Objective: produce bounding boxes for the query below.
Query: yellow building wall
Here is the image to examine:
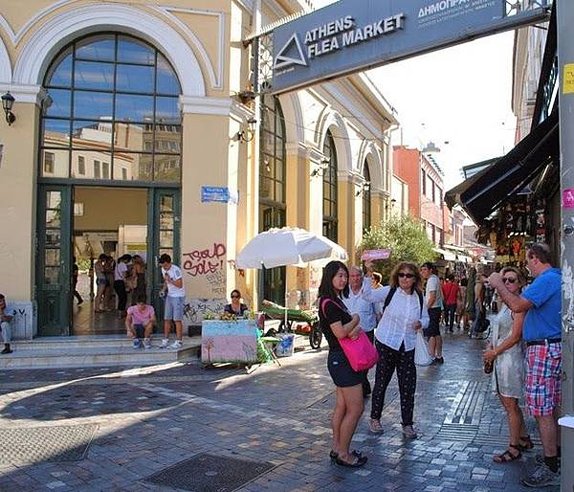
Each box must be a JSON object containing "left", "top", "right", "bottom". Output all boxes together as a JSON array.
[{"left": 0, "top": 102, "right": 38, "bottom": 300}]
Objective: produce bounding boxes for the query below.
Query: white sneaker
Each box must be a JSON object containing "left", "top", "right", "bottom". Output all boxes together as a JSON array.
[
  {"left": 160, "top": 338, "right": 170, "bottom": 349},
  {"left": 143, "top": 338, "right": 152, "bottom": 349},
  {"left": 170, "top": 340, "right": 183, "bottom": 350}
]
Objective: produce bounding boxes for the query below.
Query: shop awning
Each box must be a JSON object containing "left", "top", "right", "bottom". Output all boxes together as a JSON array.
[
  {"left": 434, "top": 248, "right": 457, "bottom": 261},
  {"left": 445, "top": 110, "right": 559, "bottom": 223}
]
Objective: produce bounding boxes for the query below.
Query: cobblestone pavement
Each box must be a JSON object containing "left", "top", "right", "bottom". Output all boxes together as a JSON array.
[{"left": 0, "top": 330, "right": 561, "bottom": 491}]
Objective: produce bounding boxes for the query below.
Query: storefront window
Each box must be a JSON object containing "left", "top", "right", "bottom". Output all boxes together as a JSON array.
[
  {"left": 40, "top": 33, "right": 182, "bottom": 183},
  {"left": 323, "top": 130, "right": 338, "bottom": 242}
]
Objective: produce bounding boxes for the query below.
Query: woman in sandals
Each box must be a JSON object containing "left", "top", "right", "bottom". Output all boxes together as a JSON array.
[
  {"left": 318, "top": 260, "right": 367, "bottom": 468},
  {"left": 483, "top": 266, "right": 532, "bottom": 463}
]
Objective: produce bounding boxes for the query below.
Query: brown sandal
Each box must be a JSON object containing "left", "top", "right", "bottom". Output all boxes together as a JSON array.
[
  {"left": 518, "top": 435, "right": 534, "bottom": 451},
  {"left": 493, "top": 444, "right": 522, "bottom": 463}
]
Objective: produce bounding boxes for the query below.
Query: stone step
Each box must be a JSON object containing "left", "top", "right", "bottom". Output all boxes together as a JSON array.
[{"left": 0, "top": 337, "right": 202, "bottom": 370}]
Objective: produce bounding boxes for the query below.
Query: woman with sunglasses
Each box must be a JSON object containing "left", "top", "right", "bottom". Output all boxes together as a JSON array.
[
  {"left": 362, "top": 261, "right": 429, "bottom": 439},
  {"left": 483, "top": 267, "right": 532, "bottom": 463},
  {"left": 318, "top": 261, "right": 367, "bottom": 468},
  {"left": 223, "top": 290, "right": 249, "bottom": 317}
]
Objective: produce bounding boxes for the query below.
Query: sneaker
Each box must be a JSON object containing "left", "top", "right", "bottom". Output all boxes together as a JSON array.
[
  {"left": 159, "top": 338, "right": 170, "bottom": 349},
  {"left": 522, "top": 462, "right": 560, "bottom": 488},
  {"left": 132, "top": 339, "right": 141, "bottom": 349},
  {"left": 170, "top": 340, "right": 183, "bottom": 350},
  {"left": 1, "top": 347, "right": 13, "bottom": 354},
  {"left": 143, "top": 338, "right": 152, "bottom": 349},
  {"left": 402, "top": 425, "right": 418, "bottom": 439},
  {"left": 435, "top": 357, "right": 444, "bottom": 364},
  {"left": 368, "top": 419, "right": 384, "bottom": 434}
]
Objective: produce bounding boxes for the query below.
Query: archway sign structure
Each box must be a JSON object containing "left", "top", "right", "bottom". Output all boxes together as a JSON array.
[{"left": 245, "top": 0, "right": 551, "bottom": 95}]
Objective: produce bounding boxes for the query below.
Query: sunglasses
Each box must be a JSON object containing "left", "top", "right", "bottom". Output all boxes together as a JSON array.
[
  {"left": 398, "top": 272, "right": 415, "bottom": 279},
  {"left": 231, "top": 295, "right": 240, "bottom": 298},
  {"left": 502, "top": 277, "right": 517, "bottom": 284}
]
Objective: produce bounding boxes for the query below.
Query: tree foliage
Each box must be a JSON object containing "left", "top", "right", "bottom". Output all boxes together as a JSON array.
[{"left": 359, "top": 215, "right": 437, "bottom": 283}]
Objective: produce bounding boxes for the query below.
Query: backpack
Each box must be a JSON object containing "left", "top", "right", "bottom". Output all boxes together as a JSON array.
[{"left": 382, "top": 287, "right": 424, "bottom": 316}]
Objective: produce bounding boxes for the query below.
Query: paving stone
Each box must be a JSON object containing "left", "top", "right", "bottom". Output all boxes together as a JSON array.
[{"left": 0, "top": 331, "right": 560, "bottom": 492}]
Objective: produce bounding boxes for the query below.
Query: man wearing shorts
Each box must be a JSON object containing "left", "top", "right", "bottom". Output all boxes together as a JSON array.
[
  {"left": 420, "top": 262, "right": 443, "bottom": 364},
  {"left": 159, "top": 253, "right": 186, "bottom": 349},
  {"left": 489, "top": 243, "right": 561, "bottom": 488}
]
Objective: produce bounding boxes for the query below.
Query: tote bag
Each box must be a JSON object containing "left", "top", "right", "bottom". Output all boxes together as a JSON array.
[
  {"left": 414, "top": 330, "right": 433, "bottom": 366},
  {"left": 339, "top": 331, "right": 379, "bottom": 372},
  {"left": 321, "top": 298, "right": 378, "bottom": 372}
]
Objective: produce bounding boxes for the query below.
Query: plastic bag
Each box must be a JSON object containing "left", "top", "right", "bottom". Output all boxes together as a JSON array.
[{"left": 414, "top": 330, "right": 433, "bottom": 366}]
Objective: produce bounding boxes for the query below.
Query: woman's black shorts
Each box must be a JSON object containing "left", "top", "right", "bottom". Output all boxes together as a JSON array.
[{"left": 327, "top": 350, "right": 363, "bottom": 387}]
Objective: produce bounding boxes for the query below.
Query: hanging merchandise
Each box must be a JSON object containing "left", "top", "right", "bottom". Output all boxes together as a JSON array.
[{"left": 535, "top": 198, "right": 546, "bottom": 243}]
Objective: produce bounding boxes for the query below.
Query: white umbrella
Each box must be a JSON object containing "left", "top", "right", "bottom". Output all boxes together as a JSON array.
[
  {"left": 236, "top": 227, "right": 347, "bottom": 269},
  {"left": 236, "top": 227, "right": 348, "bottom": 331}
]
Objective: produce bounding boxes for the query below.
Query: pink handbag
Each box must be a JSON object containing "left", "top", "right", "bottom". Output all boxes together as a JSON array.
[
  {"left": 339, "top": 330, "right": 379, "bottom": 372},
  {"left": 321, "top": 298, "right": 379, "bottom": 372}
]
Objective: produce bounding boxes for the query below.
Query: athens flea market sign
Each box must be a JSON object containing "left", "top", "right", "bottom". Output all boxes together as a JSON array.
[{"left": 272, "top": 0, "right": 543, "bottom": 94}]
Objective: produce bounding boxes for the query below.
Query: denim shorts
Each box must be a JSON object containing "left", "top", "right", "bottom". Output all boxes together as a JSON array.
[
  {"left": 424, "top": 307, "right": 441, "bottom": 337},
  {"left": 327, "top": 350, "right": 363, "bottom": 388},
  {"left": 164, "top": 296, "right": 185, "bottom": 321}
]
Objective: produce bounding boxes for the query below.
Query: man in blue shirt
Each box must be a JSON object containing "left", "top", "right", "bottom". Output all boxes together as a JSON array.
[{"left": 488, "top": 243, "right": 561, "bottom": 488}]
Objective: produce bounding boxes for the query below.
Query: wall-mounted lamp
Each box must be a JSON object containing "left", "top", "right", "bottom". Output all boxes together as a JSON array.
[
  {"left": 236, "top": 90, "right": 257, "bottom": 105},
  {"left": 310, "top": 158, "right": 329, "bottom": 177},
  {"left": 236, "top": 117, "right": 257, "bottom": 143},
  {"left": 355, "top": 181, "right": 371, "bottom": 197},
  {"left": 1, "top": 92, "right": 15, "bottom": 126},
  {"left": 385, "top": 198, "right": 397, "bottom": 211}
]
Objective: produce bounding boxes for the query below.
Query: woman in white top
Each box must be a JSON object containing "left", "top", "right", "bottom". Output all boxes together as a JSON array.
[
  {"left": 362, "top": 261, "right": 429, "bottom": 439},
  {"left": 483, "top": 266, "right": 532, "bottom": 463}
]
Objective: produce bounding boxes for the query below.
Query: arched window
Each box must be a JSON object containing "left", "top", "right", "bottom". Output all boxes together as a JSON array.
[
  {"left": 362, "top": 161, "right": 371, "bottom": 231},
  {"left": 322, "top": 130, "right": 338, "bottom": 242},
  {"left": 259, "top": 94, "right": 286, "bottom": 230},
  {"left": 40, "top": 33, "right": 182, "bottom": 183},
  {"left": 259, "top": 94, "right": 286, "bottom": 304}
]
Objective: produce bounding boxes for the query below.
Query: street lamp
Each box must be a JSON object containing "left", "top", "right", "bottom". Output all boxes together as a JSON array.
[{"left": 1, "top": 92, "right": 15, "bottom": 126}]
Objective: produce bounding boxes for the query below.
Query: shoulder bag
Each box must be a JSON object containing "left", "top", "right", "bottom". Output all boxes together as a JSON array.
[{"left": 321, "top": 298, "right": 378, "bottom": 372}]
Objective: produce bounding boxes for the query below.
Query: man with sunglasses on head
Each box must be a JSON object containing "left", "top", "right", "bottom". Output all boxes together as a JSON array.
[
  {"left": 420, "top": 262, "right": 444, "bottom": 364},
  {"left": 488, "top": 243, "right": 561, "bottom": 488}
]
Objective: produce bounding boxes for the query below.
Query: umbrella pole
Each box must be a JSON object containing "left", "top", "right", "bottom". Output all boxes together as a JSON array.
[{"left": 284, "top": 290, "right": 288, "bottom": 333}]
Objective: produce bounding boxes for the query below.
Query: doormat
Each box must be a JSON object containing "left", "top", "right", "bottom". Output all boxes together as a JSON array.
[
  {"left": 146, "top": 453, "right": 276, "bottom": 492},
  {"left": 0, "top": 424, "right": 98, "bottom": 464}
]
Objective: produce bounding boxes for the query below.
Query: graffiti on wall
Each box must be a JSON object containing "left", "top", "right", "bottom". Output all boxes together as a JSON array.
[
  {"left": 183, "top": 242, "right": 227, "bottom": 295},
  {"left": 183, "top": 243, "right": 226, "bottom": 277},
  {"left": 184, "top": 298, "right": 227, "bottom": 325}
]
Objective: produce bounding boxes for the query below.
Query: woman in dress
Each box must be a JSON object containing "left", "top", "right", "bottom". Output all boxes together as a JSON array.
[
  {"left": 483, "top": 266, "right": 532, "bottom": 462},
  {"left": 318, "top": 260, "right": 367, "bottom": 468},
  {"left": 362, "top": 261, "right": 429, "bottom": 439},
  {"left": 223, "top": 290, "right": 249, "bottom": 317}
]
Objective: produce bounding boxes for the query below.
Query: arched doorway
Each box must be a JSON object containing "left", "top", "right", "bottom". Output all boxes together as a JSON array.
[{"left": 36, "top": 33, "right": 182, "bottom": 336}]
